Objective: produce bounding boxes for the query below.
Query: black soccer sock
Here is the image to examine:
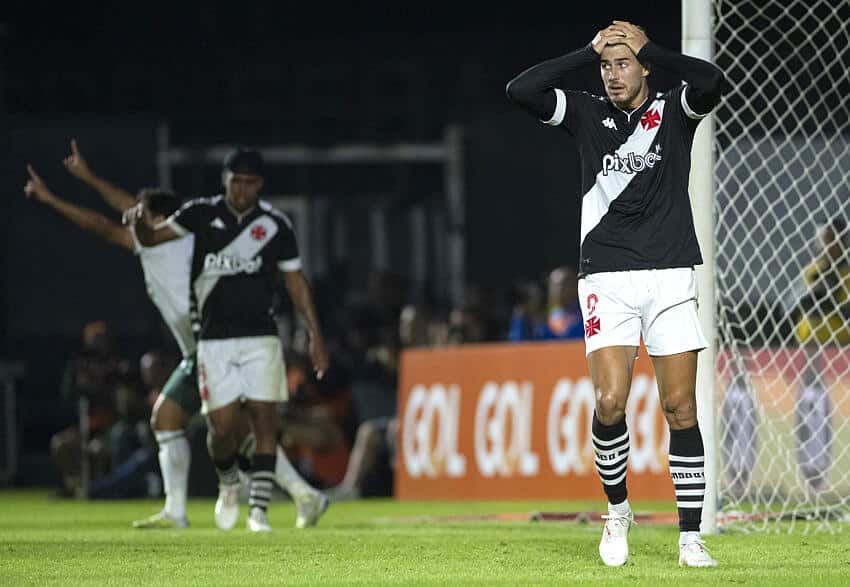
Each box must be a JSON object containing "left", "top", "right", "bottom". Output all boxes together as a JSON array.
[
  {"left": 236, "top": 433, "right": 256, "bottom": 473},
  {"left": 669, "top": 425, "right": 706, "bottom": 533},
  {"left": 249, "top": 453, "right": 276, "bottom": 513},
  {"left": 592, "top": 412, "right": 630, "bottom": 506},
  {"left": 214, "top": 456, "right": 239, "bottom": 486}
]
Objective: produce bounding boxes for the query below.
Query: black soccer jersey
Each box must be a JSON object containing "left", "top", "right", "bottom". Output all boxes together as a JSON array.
[
  {"left": 167, "top": 195, "right": 301, "bottom": 340},
  {"left": 506, "top": 41, "right": 727, "bottom": 277},
  {"left": 549, "top": 85, "right": 704, "bottom": 276}
]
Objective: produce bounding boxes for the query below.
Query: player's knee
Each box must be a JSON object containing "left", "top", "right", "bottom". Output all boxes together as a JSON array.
[
  {"left": 207, "top": 423, "right": 237, "bottom": 456},
  {"left": 151, "top": 401, "right": 186, "bottom": 432},
  {"left": 661, "top": 390, "right": 697, "bottom": 428},
  {"left": 595, "top": 389, "right": 627, "bottom": 424},
  {"left": 208, "top": 411, "right": 238, "bottom": 439},
  {"left": 149, "top": 411, "right": 160, "bottom": 432}
]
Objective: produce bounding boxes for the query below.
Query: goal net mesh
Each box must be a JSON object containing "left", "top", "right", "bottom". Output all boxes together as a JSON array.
[{"left": 713, "top": 0, "right": 850, "bottom": 532}]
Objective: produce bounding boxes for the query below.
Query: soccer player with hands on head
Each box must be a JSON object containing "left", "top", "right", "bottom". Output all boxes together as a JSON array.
[{"left": 507, "top": 20, "right": 727, "bottom": 567}]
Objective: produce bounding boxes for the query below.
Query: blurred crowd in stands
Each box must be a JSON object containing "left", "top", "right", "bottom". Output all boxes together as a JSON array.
[
  {"left": 46, "top": 214, "right": 850, "bottom": 501},
  {"left": 48, "top": 264, "right": 585, "bottom": 501}
]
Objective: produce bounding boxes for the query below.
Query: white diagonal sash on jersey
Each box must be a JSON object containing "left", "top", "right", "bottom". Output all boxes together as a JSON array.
[
  {"left": 194, "top": 216, "right": 279, "bottom": 312},
  {"left": 580, "top": 98, "right": 666, "bottom": 245}
]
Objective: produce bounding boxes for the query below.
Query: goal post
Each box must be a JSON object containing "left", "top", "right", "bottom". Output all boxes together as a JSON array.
[{"left": 683, "top": 0, "right": 719, "bottom": 535}]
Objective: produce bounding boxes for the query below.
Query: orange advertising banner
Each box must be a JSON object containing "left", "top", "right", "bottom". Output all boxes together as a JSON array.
[{"left": 395, "top": 341, "right": 675, "bottom": 501}]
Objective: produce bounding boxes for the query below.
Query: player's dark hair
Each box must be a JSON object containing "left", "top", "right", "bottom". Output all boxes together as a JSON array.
[
  {"left": 138, "top": 187, "right": 183, "bottom": 217},
  {"left": 603, "top": 23, "right": 652, "bottom": 70},
  {"left": 223, "top": 146, "right": 265, "bottom": 177}
]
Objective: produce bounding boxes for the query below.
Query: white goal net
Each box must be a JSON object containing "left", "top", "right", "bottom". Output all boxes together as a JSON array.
[{"left": 714, "top": 0, "right": 850, "bottom": 531}]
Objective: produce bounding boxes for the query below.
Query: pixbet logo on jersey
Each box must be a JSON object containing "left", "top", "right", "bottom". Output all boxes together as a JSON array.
[
  {"left": 601, "top": 150, "right": 662, "bottom": 176},
  {"left": 203, "top": 253, "right": 263, "bottom": 276}
]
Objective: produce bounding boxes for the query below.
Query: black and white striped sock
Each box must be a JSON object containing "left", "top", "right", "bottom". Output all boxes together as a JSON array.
[
  {"left": 669, "top": 425, "right": 705, "bottom": 533},
  {"left": 592, "top": 413, "right": 630, "bottom": 506},
  {"left": 249, "top": 453, "right": 276, "bottom": 513}
]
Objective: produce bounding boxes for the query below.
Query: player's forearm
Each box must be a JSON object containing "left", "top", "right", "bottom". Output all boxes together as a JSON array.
[
  {"left": 637, "top": 41, "right": 728, "bottom": 112},
  {"left": 506, "top": 45, "right": 598, "bottom": 119},
  {"left": 83, "top": 173, "right": 137, "bottom": 213},
  {"left": 45, "top": 194, "right": 120, "bottom": 241},
  {"left": 284, "top": 273, "right": 325, "bottom": 343}
]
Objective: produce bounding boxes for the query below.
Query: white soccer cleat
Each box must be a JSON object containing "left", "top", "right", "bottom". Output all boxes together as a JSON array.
[
  {"left": 598, "top": 510, "right": 634, "bottom": 566},
  {"left": 247, "top": 508, "right": 273, "bottom": 532},
  {"left": 678, "top": 535, "right": 718, "bottom": 567},
  {"left": 132, "top": 510, "right": 188, "bottom": 529},
  {"left": 214, "top": 483, "right": 240, "bottom": 530},
  {"left": 295, "top": 491, "right": 330, "bottom": 529}
]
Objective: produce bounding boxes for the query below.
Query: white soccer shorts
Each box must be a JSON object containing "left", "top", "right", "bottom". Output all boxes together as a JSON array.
[
  {"left": 577, "top": 267, "right": 708, "bottom": 357},
  {"left": 196, "top": 335, "right": 288, "bottom": 414}
]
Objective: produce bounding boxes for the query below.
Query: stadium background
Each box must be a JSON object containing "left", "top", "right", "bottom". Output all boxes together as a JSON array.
[{"left": 3, "top": 2, "right": 683, "bottom": 487}]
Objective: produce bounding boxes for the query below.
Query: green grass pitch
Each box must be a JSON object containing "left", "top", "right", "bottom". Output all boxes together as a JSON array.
[{"left": 2, "top": 490, "right": 849, "bottom": 585}]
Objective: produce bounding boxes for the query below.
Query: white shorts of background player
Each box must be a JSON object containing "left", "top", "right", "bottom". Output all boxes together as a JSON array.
[{"left": 197, "top": 336, "right": 288, "bottom": 413}]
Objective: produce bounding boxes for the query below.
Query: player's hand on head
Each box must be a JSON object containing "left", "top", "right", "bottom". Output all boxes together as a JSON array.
[
  {"left": 123, "top": 193, "right": 157, "bottom": 227},
  {"left": 62, "top": 139, "right": 93, "bottom": 180},
  {"left": 23, "top": 164, "right": 52, "bottom": 202},
  {"left": 122, "top": 201, "right": 144, "bottom": 226},
  {"left": 610, "top": 21, "right": 649, "bottom": 55},
  {"left": 591, "top": 25, "right": 627, "bottom": 54}
]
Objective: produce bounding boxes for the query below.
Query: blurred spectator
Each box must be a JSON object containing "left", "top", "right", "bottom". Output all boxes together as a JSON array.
[
  {"left": 535, "top": 265, "right": 584, "bottom": 340},
  {"left": 49, "top": 320, "right": 132, "bottom": 497},
  {"left": 794, "top": 217, "right": 850, "bottom": 346},
  {"left": 88, "top": 350, "right": 166, "bottom": 499},
  {"left": 795, "top": 359, "right": 833, "bottom": 494},
  {"left": 508, "top": 279, "right": 546, "bottom": 341},
  {"left": 448, "top": 304, "right": 488, "bottom": 344},
  {"left": 720, "top": 369, "right": 757, "bottom": 498},
  {"left": 463, "top": 282, "right": 508, "bottom": 342},
  {"left": 399, "top": 304, "right": 431, "bottom": 348},
  {"left": 328, "top": 304, "right": 432, "bottom": 500},
  {"left": 279, "top": 354, "right": 355, "bottom": 489},
  {"left": 427, "top": 312, "right": 452, "bottom": 347}
]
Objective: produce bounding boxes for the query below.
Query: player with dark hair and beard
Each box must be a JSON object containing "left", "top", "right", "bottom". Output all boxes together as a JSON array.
[{"left": 507, "top": 21, "right": 727, "bottom": 567}]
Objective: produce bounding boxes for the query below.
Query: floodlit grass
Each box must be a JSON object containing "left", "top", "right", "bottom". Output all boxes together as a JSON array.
[{"left": 1, "top": 490, "right": 849, "bottom": 585}]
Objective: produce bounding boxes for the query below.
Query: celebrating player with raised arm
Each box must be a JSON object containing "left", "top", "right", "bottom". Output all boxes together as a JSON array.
[
  {"left": 24, "top": 160, "right": 200, "bottom": 527},
  {"left": 129, "top": 147, "right": 330, "bottom": 532},
  {"left": 507, "top": 21, "right": 727, "bottom": 567},
  {"left": 26, "top": 143, "right": 329, "bottom": 531}
]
